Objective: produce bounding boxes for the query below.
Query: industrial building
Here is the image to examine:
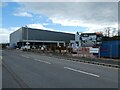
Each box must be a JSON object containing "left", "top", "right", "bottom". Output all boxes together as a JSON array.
[{"left": 10, "top": 27, "right": 75, "bottom": 48}]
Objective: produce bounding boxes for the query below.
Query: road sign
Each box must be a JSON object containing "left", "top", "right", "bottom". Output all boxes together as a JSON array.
[{"left": 90, "top": 48, "right": 99, "bottom": 53}]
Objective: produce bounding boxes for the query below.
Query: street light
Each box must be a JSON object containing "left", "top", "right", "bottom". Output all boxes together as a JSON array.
[{"left": 25, "top": 25, "right": 29, "bottom": 52}]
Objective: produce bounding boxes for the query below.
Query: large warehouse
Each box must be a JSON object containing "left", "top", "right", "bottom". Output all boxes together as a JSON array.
[{"left": 10, "top": 27, "right": 75, "bottom": 48}]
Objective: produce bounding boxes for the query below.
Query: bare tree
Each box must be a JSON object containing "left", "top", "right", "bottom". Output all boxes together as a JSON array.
[
  {"left": 104, "top": 27, "right": 117, "bottom": 37},
  {"left": 105, "top": 27, "right": 110, "bottom": 37}
]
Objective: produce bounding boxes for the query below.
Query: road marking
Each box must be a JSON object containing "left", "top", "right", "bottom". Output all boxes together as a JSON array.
[
  {"left": 34, "top": 59, "right": 51, "bottom": 64},
  {"left": 22, "top": 54, "right": 118, "bottom": 69},
  {"left": 64, "top": 67, "right": 100, "bottom": 77},
  {"left": 21, "top": 55, "right": 51, "bottom": 64}
]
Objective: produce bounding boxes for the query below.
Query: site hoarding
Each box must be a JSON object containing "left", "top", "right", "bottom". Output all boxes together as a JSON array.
[
  {"left": 81, "top": 33, "right": 102, "bottom": 47},
  {"left": 81, "top": 33, "right": 96, "bottom": 47}
]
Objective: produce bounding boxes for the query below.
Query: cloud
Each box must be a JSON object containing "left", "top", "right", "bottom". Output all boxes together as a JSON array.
[
  {"left": 0, "top": 27, "right": 20, "bottom": 43},
  {"left": 21, "top": 2, "right": 117, "bottom": 22},
  {"left": 50, "top": 17, "right": 118, "bottom": 33},
  {"left": 1, "top": 2, "right": 118, "bottom": 43},
  {"left": 27, "top": 23, "right": 75, "bottom": 33},
  {"left": 13, "top": 11, "right": 32, "bottom": 17},
  {"left": 13, "top": 6, "right": 33, "bottom": 17},
  {"left": 42, "top": 23, "right": 49, "bottom": 26},
  {"left": 27, "top": 23, "right": 55, "bottom": 31},
  {"left": 3, "top": 0, "right": 120, "bottom": 2},
  {"left": 16, "top": 2, "right": 118, "bottom": 32}
]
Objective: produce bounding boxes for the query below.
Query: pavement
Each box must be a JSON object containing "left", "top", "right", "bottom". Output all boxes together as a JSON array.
[
  {"left": 30, "top": 50, "right": 119, "bottom": 68},
  {"left": 2, "top": 49, "right": 119, "bottom": 88}
]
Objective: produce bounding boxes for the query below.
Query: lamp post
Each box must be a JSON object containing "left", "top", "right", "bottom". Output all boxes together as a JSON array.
[{"left": 25, "top": 25, "right": 29, "bottom": 52}]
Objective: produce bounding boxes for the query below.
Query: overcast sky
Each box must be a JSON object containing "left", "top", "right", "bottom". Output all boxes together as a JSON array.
[{"left": 0, "top": 0, "right": 119, "bottom": 43}]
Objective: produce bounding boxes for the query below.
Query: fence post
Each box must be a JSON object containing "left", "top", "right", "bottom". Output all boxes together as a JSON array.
[
  {"left": 110, "top": 44, "right": 112, "bottom": 59},
  {"left": 99, "top": 46, "right": 100, "bottom": 59}
]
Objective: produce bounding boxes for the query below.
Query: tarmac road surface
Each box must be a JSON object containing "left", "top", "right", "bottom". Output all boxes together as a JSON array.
[{"left": 2, "top": 49, "right": 118, "bottom": 88}]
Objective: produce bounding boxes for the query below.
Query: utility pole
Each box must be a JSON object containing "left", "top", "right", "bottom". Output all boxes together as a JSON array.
[{"left": 118, "top": 30, "right": 120, "bottom": 36}]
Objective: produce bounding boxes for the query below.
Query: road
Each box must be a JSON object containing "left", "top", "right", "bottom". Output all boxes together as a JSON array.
[{"left": 2, "top": 49, "right": 118, "bottom": 88}]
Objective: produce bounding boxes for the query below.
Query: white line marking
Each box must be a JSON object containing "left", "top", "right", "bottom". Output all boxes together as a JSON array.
[
  {"left": 64, "top": 67, "right": 100, "bottom": 77},
  {"left": 21, "top": 55, "right": 51, "bottom": 64},
  {"left": 34, "top": 59, "right": 51, "bottom": 64}
]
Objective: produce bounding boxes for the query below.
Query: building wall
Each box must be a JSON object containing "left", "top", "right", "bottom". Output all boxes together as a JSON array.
[
  {"left": 10, "top": 28, "right": 22, "bottom": 48},
  {"left": 22, "top": 27, "right": 75, "bottom": 43}
]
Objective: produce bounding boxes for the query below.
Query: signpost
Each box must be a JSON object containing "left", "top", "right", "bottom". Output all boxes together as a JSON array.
[{"left": 89, "top": 47, "right": 100, "bottom": 58}]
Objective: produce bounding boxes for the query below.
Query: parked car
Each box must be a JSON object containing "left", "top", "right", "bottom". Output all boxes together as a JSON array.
[{"left": 21, "top": 45, "right": 31, "bottom": 51}]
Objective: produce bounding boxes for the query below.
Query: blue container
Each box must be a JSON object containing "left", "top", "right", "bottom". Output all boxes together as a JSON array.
[{"left": 100, "top": 40, "right": 120, "bottom": 58}]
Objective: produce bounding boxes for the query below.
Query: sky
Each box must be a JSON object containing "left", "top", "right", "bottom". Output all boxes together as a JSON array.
[{"left": 0, "top": 0, "right": 119, "bottom": 43}]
